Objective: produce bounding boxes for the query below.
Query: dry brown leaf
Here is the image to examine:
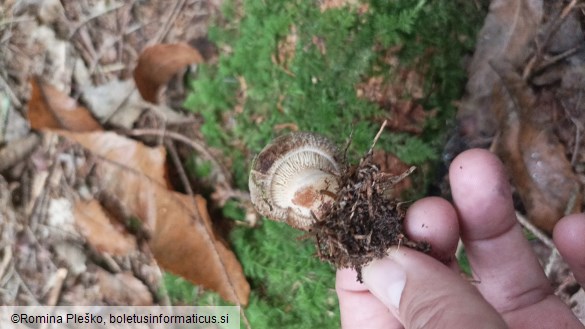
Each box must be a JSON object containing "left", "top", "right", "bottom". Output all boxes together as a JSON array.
[
  {"left": 54, "top": 131, "right": 250, "bottom": 305},
  {"left": 81, "top": 79, "right": 190, "bottom": 129},
  {"left": 74, "top": 199, "right": 137, "bottom": 256},
  {"left": 357, "top": 74, "right": 430, "bottom": 134},
  {"left": 57, "top": 130, "right": 169, "bottom": 188},
  {"left": 311, "top": 36, "right": 326, "bottom": 56},
  {"left": 454, "top": 0, "right": 585, "bottom": 233},
  {"left": 150, "top": 194, "right": 250, "bottom": 306},
  {"left": 275, "top": 25, "right": 298, "bottom": 69},
  {"left": 457, "top": 0, "right": 542, "bottom": 140},
  {"left": 492, "top": 62, "right": 581, "bottom": 233},
  {"left": 28, "top": 77, "right": 102, "bottom": 132},
  {"left": 134, "top": 43, "right": 204, "bottom": 103}
]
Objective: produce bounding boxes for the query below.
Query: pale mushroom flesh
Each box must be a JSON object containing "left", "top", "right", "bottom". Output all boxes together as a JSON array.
[{"left": 249, "top": 132, "right": 342, "bottom": 230}]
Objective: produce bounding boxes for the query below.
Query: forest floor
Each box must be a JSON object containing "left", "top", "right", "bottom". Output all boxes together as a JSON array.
[{"left": 1, "top": 0, "right": 584, "bottom": 328}]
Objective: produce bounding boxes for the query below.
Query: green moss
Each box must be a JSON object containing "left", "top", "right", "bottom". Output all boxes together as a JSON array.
[
  {"left": 458, "top": 248, "right": 472, "bottom": 276},
  {"left": 230, "top": 221, "right": 339, "bottom": 328},
  {"left": 177, "top": 0, "right": 485, "bottom": 327},
  {"left": 163, "top": 274, "right": 202, "bottom": 305}
]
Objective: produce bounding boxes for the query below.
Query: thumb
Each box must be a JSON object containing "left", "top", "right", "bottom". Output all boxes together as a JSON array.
[{"left": 363, "top": 247, "right": 507, "bottom": 329}]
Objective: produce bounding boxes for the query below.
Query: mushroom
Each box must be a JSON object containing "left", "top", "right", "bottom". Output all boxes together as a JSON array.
[{"left": 248, "top": 132, "right": 343, "bottom": 230}]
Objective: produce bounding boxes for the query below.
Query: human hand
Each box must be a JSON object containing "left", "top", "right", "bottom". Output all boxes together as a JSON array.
[{"left": 336, "top": 149, "right": 585, "bottom": 328}]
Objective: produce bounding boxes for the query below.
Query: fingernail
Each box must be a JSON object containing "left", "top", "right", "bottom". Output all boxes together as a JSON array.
[{"left": 362, "top": 257, "right": 406, "bottom": 310}]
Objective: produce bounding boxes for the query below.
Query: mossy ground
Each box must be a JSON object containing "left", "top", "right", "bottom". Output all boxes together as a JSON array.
[{"left": 166, "top": 0, "right": 486, "bottom": 327}]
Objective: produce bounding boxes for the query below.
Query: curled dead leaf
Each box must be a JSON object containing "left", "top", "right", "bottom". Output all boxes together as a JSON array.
[
  {"left": 134, "top": 43, "right": 204, "bottom": 104},
  {"left": 492, "top": 62, "right": 581, "bottom": 233}
]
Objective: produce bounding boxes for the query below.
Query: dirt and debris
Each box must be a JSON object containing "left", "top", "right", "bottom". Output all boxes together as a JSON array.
[
  {"left": 312, "top": 125, "right": 430, "bottom": 282},
  {"left": 356, "top": 51, "right": 433, "bottom": 135}
]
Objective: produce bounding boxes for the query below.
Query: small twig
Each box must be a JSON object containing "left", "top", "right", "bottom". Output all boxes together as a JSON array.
[
  {"left": 0, "top": 16, "right": 35, "bottom": 27},
  {"left": 522, "top": 0, "right": 579, "bottom": 79},
  {"left": 561, "top": 91, "right": 584, "bottom": 166},
  {"left": 68, "top": 3, "right": 126, "bottom": 39},
  {"left": 38, "top": 269, "right": 67, "bottom": 329},
  {"left": 44, "top": 268, "right": 67, "bottom": 306},
  {"left": 544, "top": 248, "right": 563, "bottom": 279},
  {"left": 166, "top": 140, "right": 194, "bottom": 196},
  {"left": 13, "top": 269, "right": 40, "bottom": 305},
  {"left": 23, "top": 226, "right": 59, "bottom": 273},
  {"left": 0, "top": 246, "right": 12, "bottom": 283},
  {"left": 342, "top": 129, "right": 353, "bottom": 165},
  {"left": 570, "top": 117, "right": 582, "bottom": 167},
  {"left": 27, "top": 134, "right": 60, "bottom": 230},
  {"left": 560, "top": 0, "right": 579, "bottom": 19},
  {"left": 126, "top": 129, "right": 233, "bottom": 187},
  {"left": 151, "top": 0, "right": 187, "bottom": 45},
  {"left": 116, "top": 0, "right": 134, "bottom": 66},
  {"left": 153, "top": 265, "right": 171, "bottom": 306},
  {"left": 240, "top": 308, "right": 252, "bottom": 329},
  {"left": 533, "top": 46, "right": 581, "bottom": 74},
  {"left": 0, "top": 74, "right": 21, "bottom": 107},
  {"left": 515, "top": 211, "right": 555, "bottom": 249},
  {"left": 0, "top": 133, "right": 41, "bottom": 172},
  {"left": 368, "top": 120, "right": 388, "bottom": 155},
  {"left": 100, "top": 88, "right": 135, "bottom": 125},
  {"left": 88, "top": 35, "right": 126, "bottom": 76},
  {"left": 1, "top": 93, "right": 9, "bottom": 140}
]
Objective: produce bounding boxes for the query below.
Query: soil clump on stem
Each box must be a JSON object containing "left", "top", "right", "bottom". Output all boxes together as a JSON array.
[{"left": 312, "top": 125, "right": 430, "bottom": 282}]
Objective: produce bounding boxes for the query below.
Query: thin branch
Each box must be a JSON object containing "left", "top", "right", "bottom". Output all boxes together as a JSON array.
[
  {"left": 0, "top": 74, "right": 22, "bottom": 107},
  {"left": 0, "top": 246, "right": 12, "bottom": 283},
  {"left": 13, "top": 269, "right": 40, "bottom": 305},
  {"left": 166, "top": 140, "right": 194, "bottom": 196},
  {"left": 515, "top": 211, "right": 555, "bottom": 249},
  {"left": 150, "top": 0, "right": 187, "bottom": 45},
  {"left": 127, "top": 128, "right": 233, "bottom": 188},
  {"left": 544, "top": 248, "right": 562, "bottom": 279},
  {"left": 68, "top": 3, "right": 126, "bottom": 39},
  {"left": 368, "top": 120, "right": 388, "bottom": 155},
  {"left": 39, "top": 268, "right": 67, "bottom": 329},
  {"left": 523, "top": 0, "right": 580, "bottom": 79}
]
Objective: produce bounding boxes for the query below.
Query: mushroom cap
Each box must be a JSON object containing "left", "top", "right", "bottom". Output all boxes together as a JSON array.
[{"left": 249, "top": 132, "right": 342, "bottom": 230}]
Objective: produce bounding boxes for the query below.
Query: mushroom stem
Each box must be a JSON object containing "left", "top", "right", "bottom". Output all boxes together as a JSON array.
[{"left": 273, "top": 168, "right": 338, "bottom": 220}]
